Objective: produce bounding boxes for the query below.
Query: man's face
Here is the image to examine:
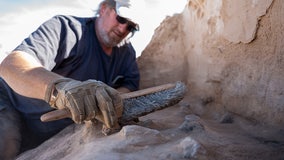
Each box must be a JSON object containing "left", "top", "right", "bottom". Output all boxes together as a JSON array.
[{"left": 96, "top": 5, "right": 131, "bottom": 47}]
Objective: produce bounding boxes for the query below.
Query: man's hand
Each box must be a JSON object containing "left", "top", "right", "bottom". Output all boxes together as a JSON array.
[{"left": 45, "top": 79, "right": 123, "bottom": 128}]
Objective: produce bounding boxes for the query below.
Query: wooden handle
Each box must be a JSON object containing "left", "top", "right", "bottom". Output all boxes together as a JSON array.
[
  {"left": 41, "top": 108, "right": 71, "bottom": 122},
  {"left": 40, "top": 83, "right": 176, "bottom": 122}
]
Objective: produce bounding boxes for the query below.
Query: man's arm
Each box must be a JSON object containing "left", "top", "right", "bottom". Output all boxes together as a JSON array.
[
  {"left": 0, "top": 51, "right": 123, "bottom": 127},
  {"left": 0, "top": 51, "right": 63, "bottom": 100}
]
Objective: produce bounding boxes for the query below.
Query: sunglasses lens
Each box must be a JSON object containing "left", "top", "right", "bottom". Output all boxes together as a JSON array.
[
  {"left": 127, "top": 24, "right": 136, "bottom": 32},
  {"left": 116, "top": 15, "right": 138, "bottom": 32},
  {"left": 116, "top": 15, "right": 127, "bottom": 24}
]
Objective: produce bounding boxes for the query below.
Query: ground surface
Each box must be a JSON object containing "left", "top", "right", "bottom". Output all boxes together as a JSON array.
[{"left": 16, "top": 95, "right": 284, "bottom": 160}]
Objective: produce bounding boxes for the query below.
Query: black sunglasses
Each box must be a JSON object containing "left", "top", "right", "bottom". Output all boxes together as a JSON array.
[{"left": 116, "top": 15, "right": 139, "bottom": 32}]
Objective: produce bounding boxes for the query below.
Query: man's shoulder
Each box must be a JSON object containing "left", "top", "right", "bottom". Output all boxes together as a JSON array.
[
  {"left": 115, "top": 42, "right": 136, "bottom": 57},
  {"left": 120, "top": 42, "right": 135, "bottom": 53},
  {"left": 50, "top": 15, "right": 94, "bottom": 27}
]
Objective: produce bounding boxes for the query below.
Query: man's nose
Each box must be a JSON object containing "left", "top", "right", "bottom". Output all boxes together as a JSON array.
[{"left": 117, "top": 23, "right": 129, "bottom": 33}]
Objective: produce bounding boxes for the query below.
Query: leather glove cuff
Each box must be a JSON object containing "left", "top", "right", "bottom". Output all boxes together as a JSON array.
[{"left": 44, "top": 78, "right": 72, "bottom": 106}]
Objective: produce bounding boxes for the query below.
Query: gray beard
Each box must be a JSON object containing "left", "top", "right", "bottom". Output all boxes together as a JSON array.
[{"left": 97, "top": 29, "right": 119, "bottom": 48}]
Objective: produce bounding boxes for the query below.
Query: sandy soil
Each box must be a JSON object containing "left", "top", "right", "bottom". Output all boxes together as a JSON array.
[{"left": 16, "top": 94, "right": 284, "bottom": 160}]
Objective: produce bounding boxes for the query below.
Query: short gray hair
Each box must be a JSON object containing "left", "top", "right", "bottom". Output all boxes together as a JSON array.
[{"left": 95, "top": 0, "right": 116, "bottom": 16}]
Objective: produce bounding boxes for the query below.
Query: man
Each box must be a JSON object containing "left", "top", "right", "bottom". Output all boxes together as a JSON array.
[{"left": 0, "top": 0, "right": 140, "bottom": 159}]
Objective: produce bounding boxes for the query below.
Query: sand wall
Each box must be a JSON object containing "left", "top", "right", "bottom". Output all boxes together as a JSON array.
[{"left": 138, "top": 0, "right": 284, "bottom": 126}]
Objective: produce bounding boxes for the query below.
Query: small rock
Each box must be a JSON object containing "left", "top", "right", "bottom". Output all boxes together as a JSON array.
[
  {"left": 180, "top": 137, "right": 201, "bottom": 158},
  {"left": 118, "top": 125, "right": 167, "bottom": 145},
  {"left": 220, "top": 113, "right": 234, "bottom": 124},
  {"left": 179, "top": 115, "right": 204, "bottom": 133}
]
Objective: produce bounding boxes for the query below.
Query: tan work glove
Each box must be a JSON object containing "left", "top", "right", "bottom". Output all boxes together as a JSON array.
[{"left": 45, "top": 78, "right": 123, "bottom": 129}]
